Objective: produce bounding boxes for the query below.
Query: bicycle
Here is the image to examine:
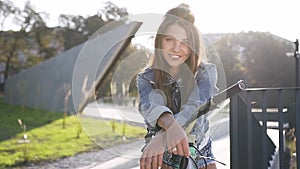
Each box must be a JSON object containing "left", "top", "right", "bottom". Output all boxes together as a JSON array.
[{"left": 167, "top": 80, "right": 246, "bottom": 169}]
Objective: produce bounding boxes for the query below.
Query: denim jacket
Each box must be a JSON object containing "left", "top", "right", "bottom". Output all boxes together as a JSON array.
[{"left": 136, "top": 62, "right": 219, "bottom": 147}]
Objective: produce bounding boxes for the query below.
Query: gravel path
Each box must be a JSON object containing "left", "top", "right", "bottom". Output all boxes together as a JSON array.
[{"left": 10, "top": 140, "right": 144, "bottom": 169}]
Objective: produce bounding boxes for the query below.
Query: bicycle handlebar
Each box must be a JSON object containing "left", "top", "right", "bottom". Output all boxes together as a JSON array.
[
  {"left": 212, "top": 80, "right": 247, "bottom": 105},
  {"left": 184, "top": 80, "right": 247, "bottom": 128},
  {"left": 181, "top": 80, "right": 246, "bottom": 168}
]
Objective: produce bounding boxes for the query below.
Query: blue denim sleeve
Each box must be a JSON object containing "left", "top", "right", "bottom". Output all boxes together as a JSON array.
[
  {"left": 175, "top": 63, "right": 219, "bottom": 128},
  {"left": 136, "top": 72, "right": 172, "bottom": 129}
]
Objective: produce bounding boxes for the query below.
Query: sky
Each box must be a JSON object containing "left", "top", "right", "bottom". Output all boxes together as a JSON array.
[{"left": 12, "top": 0, "right": 300, "bottom": 42}]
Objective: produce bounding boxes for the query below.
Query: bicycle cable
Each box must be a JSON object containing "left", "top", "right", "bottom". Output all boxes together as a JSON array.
[{"left": 189, "top": 144, "right": 227, "bottom": 167}]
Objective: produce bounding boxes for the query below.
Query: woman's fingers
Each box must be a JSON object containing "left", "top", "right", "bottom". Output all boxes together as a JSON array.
[
  {"left": 158, "top": 153, "right": 163, "bottom": 168},
  {"left": 140, "top": 155, "right": 163, "bottom": 169},
  {"left": 181, "top": 137, "right": 190, "bottom": 157},
  {"left": 164, "top": 121, "right": 190, "bottom": 156},
  {"left": 140, "top": 148, "right": 164, "bottom": 169},
  {"left": 140, "top": 156, "right": 148, "bottom": 169},
  {"left": 167, "top": 138, "right": 190, "bottom": 157},
  {"left": 152, "top": 155, "right": 158, "bottom": 169},
  {"left": 176, "top": 144, "right": 184, "bottom": 156}
]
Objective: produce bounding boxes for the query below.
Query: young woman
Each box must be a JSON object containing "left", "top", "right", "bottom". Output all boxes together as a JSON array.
[{"left": 137, "top": 4, "right": 218, "bottom": 169}]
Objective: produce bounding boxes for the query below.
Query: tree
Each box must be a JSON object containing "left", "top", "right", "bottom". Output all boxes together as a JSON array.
[
  {"left": 99, "top": 1, "right": 128, "bottom": 21},
  {"left": 58, "top": 14, "right": 87, "bottom": 50},
  {"left": 0, "top": 0, "right": 135, "bottom": 97},
  {"left": 207, "top": 33, "right": 246, "bottom": 86},
  {"left": 208, "top": 32, "right": 294, "bottom": 88},
  {"left": 29, "top": 26, "right": 64, "bottom": 60},
  {"left": 0, "top": 0, "right": 15, "bottom": 29},
  {"left": 0, "top": 0, "right": 24, "bottom": 82},
  {"left": 57, "top": 2, "right": 129, "bottom": 50},
  {"left": 0, "top": 0, "right": 49, "bottom": 84},
  {"left": 238, "top": 32, "right": 294, "bottom": 87}
]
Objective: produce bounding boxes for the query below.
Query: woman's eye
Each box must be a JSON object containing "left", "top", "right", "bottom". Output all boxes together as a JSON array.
[
  {"left": 182, "top": 41, "right": 190, "bottom": 47},
  {"left": 166, "top": 37, "right": 173, "bottom": 41}
]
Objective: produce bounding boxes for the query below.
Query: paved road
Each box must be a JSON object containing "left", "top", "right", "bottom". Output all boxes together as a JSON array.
[
  {"left": 13, "top": 101, "right": 279, "bottom": 169},
  {"left": 81, "top": 101, "right": 280, "bottom": 169},
  {"left": 82, "top": 102, "right": 144, "bottom": 125},
  {"left": 86, "top": 136, "right": 230, "bottom": 169},
  {"left": 76, "top": 140, "right": 144, "bottom": 169},
  {"left": 82, "top": 104, "right": 231, "bottom": 169}
]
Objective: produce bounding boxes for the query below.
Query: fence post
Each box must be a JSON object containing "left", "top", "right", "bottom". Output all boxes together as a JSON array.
[
  {"left": 278, "top": 89, "right": 285, "bottom": 168},
  {"left": 296, "top": 89, "right": 300, "bottom": 169},
  {"left": 230, "top": 91, "right": 276, "bottom": 169},
  {"left": 261, "top": 90, "right": 268, "bottom": 169},
  {"left": 230, "top": 95, "right": 239, "bottom": 169},
  {"left": 246, "top": 91, "right": 253, "bottom": 169}
]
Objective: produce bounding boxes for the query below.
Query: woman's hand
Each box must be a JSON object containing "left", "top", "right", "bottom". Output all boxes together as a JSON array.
[
  {"left": 140, "top": 113, "right": 190, "bottom": 169},
  {"left": 157, "top": 112, "right": 190, "bottom": 157},
  {"left": 165, "top": 121, "right": 190, "bottom": 157},
  {"left": 140, "top": 131, "right": 166, "bottom": 169}
]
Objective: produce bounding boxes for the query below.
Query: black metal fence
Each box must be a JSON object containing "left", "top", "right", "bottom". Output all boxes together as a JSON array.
[{"left": 230, "top": 87, "right": 300, "bottom": 169}]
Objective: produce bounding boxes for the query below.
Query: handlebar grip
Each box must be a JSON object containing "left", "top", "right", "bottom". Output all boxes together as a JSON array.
[{"left": 212, "top": 80, "right": 247, "bottom": 105}]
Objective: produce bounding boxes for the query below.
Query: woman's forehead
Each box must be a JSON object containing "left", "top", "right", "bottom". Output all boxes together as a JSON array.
[{"left": 164, "top": 24, "right": 188, "bottom": 41}]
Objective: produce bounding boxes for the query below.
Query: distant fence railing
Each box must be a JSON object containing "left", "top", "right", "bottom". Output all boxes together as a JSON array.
[{"left": 230, "top": 87, "right": 300, "bottom": 169}]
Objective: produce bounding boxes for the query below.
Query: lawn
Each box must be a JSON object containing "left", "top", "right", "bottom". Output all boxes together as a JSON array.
[{"left": 0, "top": 99, "right": 146, "bottom": 168}]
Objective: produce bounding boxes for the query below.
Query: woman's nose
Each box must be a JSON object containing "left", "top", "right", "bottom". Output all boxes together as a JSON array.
[{"left": 173, "top": 41, "right": 181, "bottom": 52}]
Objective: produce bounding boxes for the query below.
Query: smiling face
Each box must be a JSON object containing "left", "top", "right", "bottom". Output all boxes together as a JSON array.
[{"left": 161, "top": 23, "right": 191, "bottom": 69}]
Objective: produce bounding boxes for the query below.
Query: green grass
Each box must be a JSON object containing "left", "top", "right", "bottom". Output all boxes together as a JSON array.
[
  {"left": 0, "top": 99, "right": 146, "bottom": 168},
  {"left": 0, "top": 99, "right": 64, "bottom": 141}
]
